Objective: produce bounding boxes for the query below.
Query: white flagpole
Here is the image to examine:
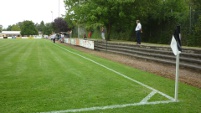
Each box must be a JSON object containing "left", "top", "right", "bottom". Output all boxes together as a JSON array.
[
  {"left": 174, "top": 51, "right": 180, "bottom": 102},
  {"left": 58, "top": 0, "right": 60, "bottom": 17}
]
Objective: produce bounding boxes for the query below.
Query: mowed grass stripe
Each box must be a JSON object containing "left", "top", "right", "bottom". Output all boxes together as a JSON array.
[
  {"left": 0, "top": 40, "right": 19, "bottom": 49},
  {"left": 0, "top": 40, "right": 153, "bottom": 112},
  {"left": 0, "top": 40, "right": 34, "bottom": 76},
  {"left": 0, "top": 40, "right": 27, "bottom": 60}
]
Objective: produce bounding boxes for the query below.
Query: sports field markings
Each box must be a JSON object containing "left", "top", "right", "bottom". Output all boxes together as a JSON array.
[
  {"left": 40, "top": 44, "right": 176, "bottom": 113},
  {"left": 140, "top": 90, "right": 157, "bottom": 103},
  {"left": 40, "top": 100, "right": 175, "bottom": 113}
]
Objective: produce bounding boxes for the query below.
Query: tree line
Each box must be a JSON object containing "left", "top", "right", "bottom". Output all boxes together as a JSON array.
[
  {"left": 1, "top": 18, "right": 70, "bottom": 36},
  {"left": 64, "top": 0, "right": 201, "bottom": 47}
]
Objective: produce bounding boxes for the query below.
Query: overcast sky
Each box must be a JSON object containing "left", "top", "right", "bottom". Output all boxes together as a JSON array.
[{"left": 0, "top": 0, "right": 66, "bottom": 28}]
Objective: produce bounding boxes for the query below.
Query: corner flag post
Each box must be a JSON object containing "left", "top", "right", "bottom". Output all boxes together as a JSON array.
[
  {"left": 170, "top": 25, "right": 182, "bottom": 102},
  {"left": 175, "top": 49, "right": 180, "bottom": 102}
]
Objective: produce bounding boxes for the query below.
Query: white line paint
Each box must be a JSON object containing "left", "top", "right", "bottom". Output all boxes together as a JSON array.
[
  {"left": 140, "top": 90, "right": 157, "bottom": 103},
  {"left": 55, "top": 44, "right": 174, "bottom": 101},
  {"left": 40, "top": 100, "right": 175, "bottom": 113}
]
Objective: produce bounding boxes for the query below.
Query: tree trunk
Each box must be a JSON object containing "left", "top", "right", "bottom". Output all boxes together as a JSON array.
[{"left": 106, "top": 23, "right": 112, "bottom": 41}]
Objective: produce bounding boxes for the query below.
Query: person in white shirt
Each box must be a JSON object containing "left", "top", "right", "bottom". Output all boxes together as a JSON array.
[
  {"left": 135, "top": 20, "right": 142, "bottom": 45},
  {"left": 101, "top": 26, "right": 105, "bottom": 40}
]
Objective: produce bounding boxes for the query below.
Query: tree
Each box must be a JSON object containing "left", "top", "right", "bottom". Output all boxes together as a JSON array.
[
  {"left": 20, "top": 20, "right": 38, "bottom": 36},
  {"left": 43, "top": 23, "right": 53, "bottom": 35},
  {"left": 64, "top": 0, "right": 198, "bottom": 46},
  {"left": 35, "top": 21, "right": 54, "bottom": 35},
  {"left": 186, "top": 0, "right": 201, "bottom": 46},
  {"left": 52, "top": 17, "right": 69, "bottom": 33},
  {"left": 35, "top": 21, "right": 45, "bottom": 34},
  {"left": 6, "top": 25, "right": 12, "bottom": 31},
  {"left": 11, "top": 24, "right": 21, "bottom": 31},
  {"left": 143, "top": 0, "right": 189, "bottom": 43},
  {"left": 6, "top": 22, "right": 22, "bottom": 31},
  {"left": 65, "top": 0, "right": 157, "bottom": 40},
  {"left": 0, "top": 25, "right": 2, "bottom": 32}
]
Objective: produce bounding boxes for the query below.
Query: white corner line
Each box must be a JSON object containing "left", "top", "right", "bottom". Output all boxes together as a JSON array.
[
  {"left": 140, "top": 90, "right": 157, "bottom": 103},
  {"left": 39, "top": 100, "right": 175, "bottom": 113}
]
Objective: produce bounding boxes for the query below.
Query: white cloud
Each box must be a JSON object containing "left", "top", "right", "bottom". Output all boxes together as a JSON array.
[{"left": 0, "top": 0, "right": 66, "bottom": 28}]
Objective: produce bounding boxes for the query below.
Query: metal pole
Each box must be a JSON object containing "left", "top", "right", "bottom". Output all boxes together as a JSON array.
[
  {"left": 190, "top": 5, "right": 192, "bottom": 34},
  {"left": 58, "top": 0, "right": 60, "bottom": 17},
  {"left": 174, "top": 51, "right": 180, "bottom": 102},
  {"left": 51, "top": 11, "right": 53, "bottom": 22}
]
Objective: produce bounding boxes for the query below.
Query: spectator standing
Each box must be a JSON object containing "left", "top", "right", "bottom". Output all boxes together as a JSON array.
[
  {"left": 101, "top": 26, "right": 105, "bottom": 40},
  {"left": 83, "top": 34, "right": 87, "bottom": 40},
  {"left": 51, "top": 34, "right": 56, "bottom": 43},
  {"left": 88, "top": 31, "right": 92, "bottom": 38},
  {"left": 53, "top": 37, "right": 56, "bottom": 43},
  {"left": 135, "top": 20, "right": 142, "bottom": 45}
]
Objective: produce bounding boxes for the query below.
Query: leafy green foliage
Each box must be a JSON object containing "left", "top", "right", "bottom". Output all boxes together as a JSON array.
[
  {"left": 35, "top": 21, "right": 53, "bottom": 35},
  {"left": 20, "top": 20, "right": 38, "bottom": 36},
  {"left": 0, "top": 25, "right": 2, "bottom": 32},
  {"left": 186, "top": 0, "right": 201, "bottom": 46},
  {"left": 4, "top": 23, "right": 21, "bottom": 31},
  {"left": 11, "top": 25, "right": 21, "bottom": 31},
  {"left": 43, "top": 23, "right": 53, "bottom": 35},
  {"left": 35, "top": 21, "right": 45, "bottom": 33},
  {"left": 64, "top": 0, "right": 201, "bottom": 47}
]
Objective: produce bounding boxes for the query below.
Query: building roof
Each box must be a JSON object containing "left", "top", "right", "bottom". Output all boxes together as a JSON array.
[{"left": 2, "top": 31, "right": 20, "bottom": 35}]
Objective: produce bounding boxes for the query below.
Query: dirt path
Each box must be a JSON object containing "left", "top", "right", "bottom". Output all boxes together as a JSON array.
[{"left": 63, "top": 43, "right": 201, "bottom": 89}]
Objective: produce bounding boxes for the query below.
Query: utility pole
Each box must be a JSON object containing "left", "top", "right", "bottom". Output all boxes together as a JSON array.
[
  {"left": 58, "top": 0, "right": 60, "bottom": 17},
  {"left": 51, "top": 11, "right": 53, "bottom": 22},
  {"left": 189, "top": 4, "right": 192, "bottom": 34}
]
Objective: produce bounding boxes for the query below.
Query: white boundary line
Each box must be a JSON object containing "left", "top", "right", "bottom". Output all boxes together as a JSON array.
[
  {"left": 40, "top": 100, "right": 175, "bottom": 113},
  {"left": 40, "top": 44, "right": 176, "bottom": 113}
]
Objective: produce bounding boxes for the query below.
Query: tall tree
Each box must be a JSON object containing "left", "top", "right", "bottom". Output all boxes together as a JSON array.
[
  {"left": 35, "top": 21, "right": 45, "bottom": 33},
  {"left": 20, "top": 20, "right": 38, "bottom": 36},
  {"left": 6, "top": 25, "right": 12, "bottom": 31},
  {"left": 43, "top": 23, "right": 53, "bottom": 35},
  {"left": 65, "top": 0, "right": 157, "bottom": 40},
  {"left": 52, "top": 17, "right": 69, "bottom": 33}
]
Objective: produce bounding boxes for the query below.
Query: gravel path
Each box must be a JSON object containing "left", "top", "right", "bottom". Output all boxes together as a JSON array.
[{"left": 63, "top": 43, "right": 201, "bottom": 89}]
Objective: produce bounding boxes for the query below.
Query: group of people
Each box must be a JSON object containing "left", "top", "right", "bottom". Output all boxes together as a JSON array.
[
  {"left": 50, "top": 33, "right": 65, "bottom": 43},
  {"left": 50, "top": 20, "right": 142, "bottom": 44},
  {"left": 83, "top": 27, "right": 106, "bottom": 40},
  {"left": 83, "top": 31, "right": 92, "bottom": 40}
]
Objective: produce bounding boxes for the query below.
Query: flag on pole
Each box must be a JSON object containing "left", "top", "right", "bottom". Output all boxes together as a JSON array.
[
  {"left": 170, "top": 26, "right": 182, "bottom": 101},
  {"left": 170, "top": 26, "right": 182, "bottom": 56}
]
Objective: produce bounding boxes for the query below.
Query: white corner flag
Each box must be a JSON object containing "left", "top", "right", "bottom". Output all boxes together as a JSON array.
[
  {"left": 170, "top": 25, "right": 182, "bottom": 102},
  {"left": 170, "top": 26, "right": 182, "bottom": 55}
]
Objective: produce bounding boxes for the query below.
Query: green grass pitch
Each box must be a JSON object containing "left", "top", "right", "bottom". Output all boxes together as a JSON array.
[{"left": 0, "top": 39, "right": 200, "bottom": 113}]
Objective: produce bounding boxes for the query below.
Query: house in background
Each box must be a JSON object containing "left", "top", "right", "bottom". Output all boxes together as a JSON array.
[{"left": 0, "top": 31, "right": 21, "bottom": 39}]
